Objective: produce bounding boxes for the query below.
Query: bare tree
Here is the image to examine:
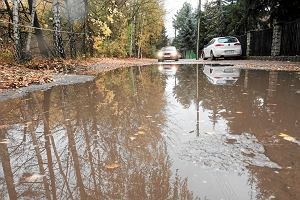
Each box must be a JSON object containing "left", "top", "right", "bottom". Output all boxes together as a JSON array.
[
  {"left": 52, "top": 0, "right": 66, "bottom": 58},
  {"left": 13, "top": 0, "right": 23, "bottom": 61}
]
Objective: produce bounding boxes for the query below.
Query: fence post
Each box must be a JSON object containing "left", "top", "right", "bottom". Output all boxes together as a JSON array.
[
  {"left": 246, "top": 32, "right": 251, "bottom": 57},
  {"left": 271, "top": 23, "right": 282, "bottom": 56}
]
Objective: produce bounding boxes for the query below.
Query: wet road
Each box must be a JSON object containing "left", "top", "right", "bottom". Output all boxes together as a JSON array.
[{"left": 0, "top": 64, "right": 300, "bottom": 200}]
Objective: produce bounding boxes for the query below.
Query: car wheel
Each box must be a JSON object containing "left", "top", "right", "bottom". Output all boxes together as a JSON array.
[
  {"left": 203, "top": 52, "right": 208, "bottom": 60},
  {"left": 210, "top": 51, "right": 216, "bottom": 60}
]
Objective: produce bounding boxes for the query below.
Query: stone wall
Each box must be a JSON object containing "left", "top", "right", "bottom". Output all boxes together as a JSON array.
[{"left": 271, "top": 24, "right": 282, "bottom": 56}]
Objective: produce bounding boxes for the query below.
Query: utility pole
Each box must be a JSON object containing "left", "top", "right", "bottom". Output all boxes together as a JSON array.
[{"left": 196, "top": 0, "right": 201, "bottom": 60}]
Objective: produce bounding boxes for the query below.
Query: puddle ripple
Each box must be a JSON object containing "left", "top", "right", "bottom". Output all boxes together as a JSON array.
[{"left": 179, "top": 132, "right": 281, "bottom": 172}]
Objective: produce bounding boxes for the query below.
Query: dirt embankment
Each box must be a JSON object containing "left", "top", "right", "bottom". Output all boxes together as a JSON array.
[{"left": 0, "top": 58, "right": 156, "bottom": 92}]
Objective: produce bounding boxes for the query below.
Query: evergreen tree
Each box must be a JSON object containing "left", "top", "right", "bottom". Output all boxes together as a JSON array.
[
  {"left": 178, "top": 18, "right": 196, "bottom": 52},
  {"left": 156, "top": 26, "right": 169, "bottom": 49},
  {"left": 172, "top": 3, "right": 197, "bottom": 54}
]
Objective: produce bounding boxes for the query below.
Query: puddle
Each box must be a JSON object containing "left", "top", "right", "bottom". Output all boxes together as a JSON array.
[{"left": 0, "top": 64, "right": 300, "bottom": 200}]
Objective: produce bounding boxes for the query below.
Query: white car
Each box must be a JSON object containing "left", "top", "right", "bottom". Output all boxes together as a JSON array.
[
  {"left": 203, "top": 64, "right": 241, "bottom": 85},
  {"left": 203, "top": 36, "right": 242, "bottom": 60}
]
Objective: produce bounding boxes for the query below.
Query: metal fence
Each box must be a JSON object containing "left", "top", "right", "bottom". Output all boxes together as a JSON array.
[
  {"left": 250, "top": 29, "right": 273, "bottom": 56},
  {"left": 281, "top": 19, "right": 300, "bottom": 56},
  {"left": 0, "top": 17, "right": 91, "bottom": 60},
  {"left": 235, "top": 19, "right": 300, "bottom": 57}
]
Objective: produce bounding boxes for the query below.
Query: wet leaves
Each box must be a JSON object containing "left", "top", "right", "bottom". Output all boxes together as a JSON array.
[
  {"left": 0, "top": 58, "right": 155, "bottom": 91},
  {"left": 0, "top": 65, "right": 53, "bottom": 89}
]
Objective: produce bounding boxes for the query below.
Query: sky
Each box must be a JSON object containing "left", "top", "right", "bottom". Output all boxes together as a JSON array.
[{"left": 164, "top": 0, "right": 210, "bottom": 38}]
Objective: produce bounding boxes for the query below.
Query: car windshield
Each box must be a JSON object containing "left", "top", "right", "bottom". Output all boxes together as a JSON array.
[
  {"left": 218, "top": 37, "right": 238, "bottom": 43},
  {"left": 163, "top": 47, "right": 176, "bottom": 51}
]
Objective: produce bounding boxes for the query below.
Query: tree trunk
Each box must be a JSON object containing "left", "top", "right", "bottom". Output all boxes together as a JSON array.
[
  {"left": 0, "top": 129, "right": 18, "bottom": 200},
  {"left": 13, "top": 0, "right": 23, "bottom": 61},
  {"left": 61, "top": 86, "right": 86, "bottom": 199},
  {"left": 68, "top": 25, "right": 77, "bottom": 59},
  {"left": 3, "top": 0, "right": 13, "bottom": 21},
  {"left": 82, "top": 0, "right": 88, "bottom": 57},
  {"left": 25, "top": 97, "right": 52, "bottom": 200},
  {"left": 25, "top": 0, "right": 36, "bottom": 58},
  {"left": 65, "top": 0, "right": 77, "bottom": 59},
  {"left": 52, "top": 0, "right": 66, "bottom": 58}
]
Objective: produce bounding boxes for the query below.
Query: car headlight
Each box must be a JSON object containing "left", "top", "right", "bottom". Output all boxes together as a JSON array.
[
  {"left": 157, "top": 51, "right": 163, "bottom": 57},
  {"left": 171, "top": 52, "right": 177, "bottom": 56}
]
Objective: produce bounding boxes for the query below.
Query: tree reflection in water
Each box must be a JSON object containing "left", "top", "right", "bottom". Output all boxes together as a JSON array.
[
  {"left": 1, "top": 65, "right": 299, "bottom": 200},
  {"left": 172, "top": 65, "right": 300, "bottom": 200},
  {"left": 0, "top": 67, "right": 196, "bottom": 199}
]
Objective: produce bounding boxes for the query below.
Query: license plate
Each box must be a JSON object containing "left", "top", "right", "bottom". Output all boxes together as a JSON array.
[
  {"left": 225, "top": 50, "right": 235, "bottom": 54},
  {"left": 224, "top": 69, "right": 234, "bottom": 73}
]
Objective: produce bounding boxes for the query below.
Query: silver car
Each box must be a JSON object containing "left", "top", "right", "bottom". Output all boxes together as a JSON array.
[{"left": 157, "top": 46, "right": 179, "bottom": 62}]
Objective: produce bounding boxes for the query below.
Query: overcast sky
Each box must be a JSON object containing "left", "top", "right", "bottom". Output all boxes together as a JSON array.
[{"left": 164, "top": 0, "right": 210, "bottom": 38}]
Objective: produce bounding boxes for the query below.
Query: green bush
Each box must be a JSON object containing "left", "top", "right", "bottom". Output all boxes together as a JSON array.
[{"left": 0, "top": 48, "right": 14, "bottom": 61}]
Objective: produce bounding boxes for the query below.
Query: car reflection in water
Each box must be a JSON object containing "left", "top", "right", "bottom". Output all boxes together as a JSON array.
[
  {"left": 158, "top": 64, "right": 178, "bottom": 76},
  {"left": 203, "top": 64, "right": 241, "bottom": 85}
]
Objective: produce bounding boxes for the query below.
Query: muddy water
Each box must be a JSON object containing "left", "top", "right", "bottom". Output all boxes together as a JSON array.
[{"left": 0, "top": 64, "right": 299, "bottom": 200}]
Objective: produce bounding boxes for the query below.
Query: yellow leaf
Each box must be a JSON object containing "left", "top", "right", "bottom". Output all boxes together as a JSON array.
[
  {"left": 138, "top": 131, "right": 145, "bottom": 135},
  {"left": 279, "top": 133, "right": 296, "bottom": 142}
]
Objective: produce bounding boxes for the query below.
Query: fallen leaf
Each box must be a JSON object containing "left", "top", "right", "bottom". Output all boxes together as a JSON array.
[
  {"left": 22, "top": 174, "right": 45, "bottom": 182},
  {"left": 279, "top": 133, "right": 297, "bottom": 143},
  {"left": 105, "top": 163, "right": 120, "bottom": 170},
  {"left": 0, "top": 139, "right": 10, "bottom": 144},
  {"left": 138, "top": 131, "right": 145, "bottom": 135},
  {"left": 0, "top": 125, "right": 9, "bottom": 129},
  {"left": 129, "top": 136, "right": 136, "bottom": 141}
]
